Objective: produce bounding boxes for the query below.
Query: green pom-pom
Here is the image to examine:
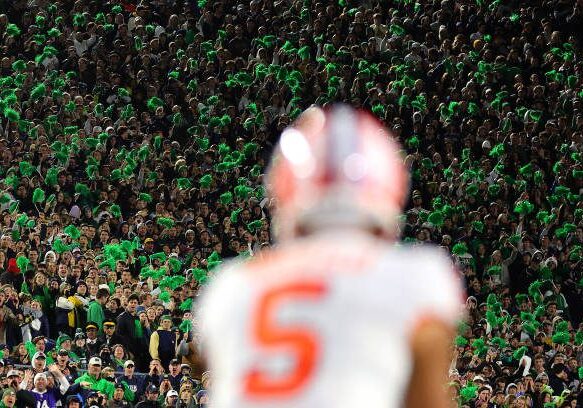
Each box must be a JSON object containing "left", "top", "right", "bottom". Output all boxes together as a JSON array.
[
  {"left": 6, "top": 23, "right": 21, "bottom": 36},
  {"left": 472, "top": 338, "right": 487, "bottom": 356},
  {"left": 19, "top": 161, "right": 35, "bottom": 177},
  {"left": 75, "top": 183, "right": 91, "bottom": 197},
  {"left": 459, "top": 385, "right": 478, "bottom": 403},
  {"left": 199, "top": 174, "right": 212, "bottom": 188},
  {"left": 0, "top": 193, "right": 11, "bottom": 204},
  {"left": 247, "top": 220, "right": 263, "bottom": 233},
  {"left": 486, "top": 265, "right": 502, "bottom": 275},
  {"left": 159, "top": 291, "right": 170, "bottom": 302},
  {"left": 428, "top": 211, "right": 444, "bottom": 227},
  {"left": 112, "top": 4, "right": 122, "bottom": 13},
  {"left": 179, "top": 298, "right": 193, "bottom": 311},
  {"left": 192, "top": 268, "right": 209, "bottom": 284},
  {"left": 109, "top": 204, "right": 121, "bottom": 218},
  {"left": 489, "top": 143, "right": 505, "bottom": 158},
  {"left": 150, "top": 252, "right": 168, "bottom": 263},
  {"left": 220, "top": 192, "right": 233, "bottom": 205},
  {"left": 3, "top": 108, "right": 20, "bottom": 122},
  {"left": 552, "top": 332, "right": 570, "bottom": 344},
  {"left": 16, "top": 255, "right": 30, "bottom": 271},
  {"left": 52, "top": 238, "right": 70, "bottom": 254},
  {"left": 472, "top": 221, "right": 484, "bottom": 233},
  {"left": 513, "top": 346, "right": 528, "bottom": 360},
  {"left": 30, "top": 83, "right": 46, "bottom": 101},
  {"left": 490, "top": 337, "right": 507, "bottom": 348},
  {"left": 47, "top": 28, "right": 61, "bottom": 37},
  {"left": 454, "top": 335, "right": 468, "bottom": 347},
  {"left": 139, "top": 193, "right": 152, "bottom": 202},
  {"left": 168, "top": 257, "right": 182, "bottom": 273},
  {"left": 179, "top": 320, "right": 192, "bottom": 333},
  {"left": 514, "top": 200, "right": 534, "bottom": 216},
  {"left": 32, "top": 188, "right": 45, "bottom": 203},
  {"left": 64, "top": 225, "right": 81, "bottom": 240},
  {"left": 207, "top": 251, "right": 222, "bottom": 270},
  {"left": 147, "top": 97, "right": 164, "bottom": 111},
  {"left": 230, "top": 208, "right": 243, "bottom": 223},
  {"left": 8, "top": 200, "right": 18, "bottom": 214},
  {"left": 157, "top": 217, "right": 175, "bottom": 229},
  {"left": 177, "top": 178, "right": 192, "bottom": 190},
  {"left": 12, "top": 60, "right": 26, "bottom": 72},
  {"left": 452, "top": 242, "right": 468, "bottom": 256}
]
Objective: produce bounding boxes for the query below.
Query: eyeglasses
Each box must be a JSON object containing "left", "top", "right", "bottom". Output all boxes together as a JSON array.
[
  {"left": 126, "top": 365, "right": 134, "bottom": 368},
  {"left": 91, "top": 364, "right": 101, "bottom": 368}
]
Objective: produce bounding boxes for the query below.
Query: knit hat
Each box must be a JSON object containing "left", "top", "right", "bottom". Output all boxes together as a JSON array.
[{"left": 34, "top": 373, "right": 47, "bottom": 385}]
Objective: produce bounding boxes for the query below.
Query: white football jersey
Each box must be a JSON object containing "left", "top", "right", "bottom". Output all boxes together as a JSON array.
[{"left": 200, "top": 230, "right": 464, "bottom": 408}]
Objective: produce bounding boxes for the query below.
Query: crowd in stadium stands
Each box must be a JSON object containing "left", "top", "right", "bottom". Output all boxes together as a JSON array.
[{"left": 0, "top": 0, "right": 581, "bottom": 406}]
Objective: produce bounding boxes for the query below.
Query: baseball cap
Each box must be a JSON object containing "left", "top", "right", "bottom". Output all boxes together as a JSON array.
[
  {"left": 6, "top": 370, "right": 21, "bottom": 378},
  {"left": 115, "top": 383, "right": 125, "bottom": 390},
  {"left": 169, "top": 358, "right": 179, "bottom": 365},
  {"left": 66, "top": 395, "right": 81, "bottom": 403},
  {"left": 167, "top": 390, "right": 178, "bottom": 398},
  {"left": 146, "top": 385, "right": 158, "bottom": 393},
  {"left": 88, "top": 357, "right": 102, "bottom": 366},
  {"left": 2, "top": 388, "right": 16, "bottom": 398},
  {"left": 86, "top": 322, "right": 98, "bottom": 331},
  {"left": 124, "top": 360, "right": 135, "bottom": 368},
  {"left": 33, "top": 352, "right": 46, "bottom": 360}
]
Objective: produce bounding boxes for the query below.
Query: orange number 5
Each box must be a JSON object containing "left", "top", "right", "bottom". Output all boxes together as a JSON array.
[{"left": 244, "top": 280, "right": 327, "bottom": 398}]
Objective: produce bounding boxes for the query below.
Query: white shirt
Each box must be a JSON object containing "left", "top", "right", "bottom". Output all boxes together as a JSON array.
[{"left": 201, "top": 230, "right": 464, "bottom": 407}]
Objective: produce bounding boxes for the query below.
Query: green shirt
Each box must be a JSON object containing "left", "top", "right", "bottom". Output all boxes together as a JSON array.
[
  {"left": 75, "top": 373, "right": 115, "bottom": 398},
  {"left": 87, "top": 300, "right": 105, "bottom": 333}
]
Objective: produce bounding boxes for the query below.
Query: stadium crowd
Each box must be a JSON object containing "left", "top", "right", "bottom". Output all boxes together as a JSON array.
[{"left": 0, "top": 0, "right": 581, "bottom": 407}]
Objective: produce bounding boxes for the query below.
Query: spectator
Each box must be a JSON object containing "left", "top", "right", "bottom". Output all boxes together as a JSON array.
[
  {"left": 106, "top": 383, "right": 131, "bottom": 408},
  {"left": 30, "top": 365, "right": 69, "bottom": 408},
  {"left": 101, "top": 320, "right": 124, "bottom": 349},
  {"left": 148, "top": 316, "right": 178, "bottom": 370},
  {"left": 87, "top": 289, "right": 109, "bottom": 334},
  {"left": 0, "top": 0, "right": 579, "bottom": 406},
  {"left": 71, "top": 357, "right": 113, "bottom": 401},
  {"left": 162, "top": 390, "right": 178, "bottom": 408},
  {"left": 1, "top": 388, "right": 16, "bottom": 408},
  {"left": 84, "top": 323, "right": 103, "bottom": 357},
  {"left": 117, "top": 360, "right": 145, "bottom": 402},
  {"left": 135, "top": 385, "right": 161, "bottom": 408},
  {"left": 117, "top": 294, "right": 147, "bottom": 371}
]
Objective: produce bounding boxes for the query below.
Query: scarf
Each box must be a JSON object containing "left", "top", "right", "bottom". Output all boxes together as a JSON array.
[{"left": 134, "top": 319, "right": 143, "bottom": 338}]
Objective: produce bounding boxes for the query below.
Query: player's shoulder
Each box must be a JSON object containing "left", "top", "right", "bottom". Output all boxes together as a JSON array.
[
  {"left": 382, "top": 244, "right": 461, "bottom": 289},
  {"left": 199, "top": 257, "right": 246, "bottom": 307},
  {"left": 383, "top": 244, "right": 453, "bottom": 270}
]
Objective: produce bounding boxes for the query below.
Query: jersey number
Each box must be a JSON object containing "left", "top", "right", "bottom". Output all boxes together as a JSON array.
[{"left": 244, "top": 280, "right": 327, "bottom": 398}]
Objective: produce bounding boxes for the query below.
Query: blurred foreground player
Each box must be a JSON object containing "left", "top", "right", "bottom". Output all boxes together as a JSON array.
[{"left": 200, "top": 105, "right": 464, "bottom": 407}]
